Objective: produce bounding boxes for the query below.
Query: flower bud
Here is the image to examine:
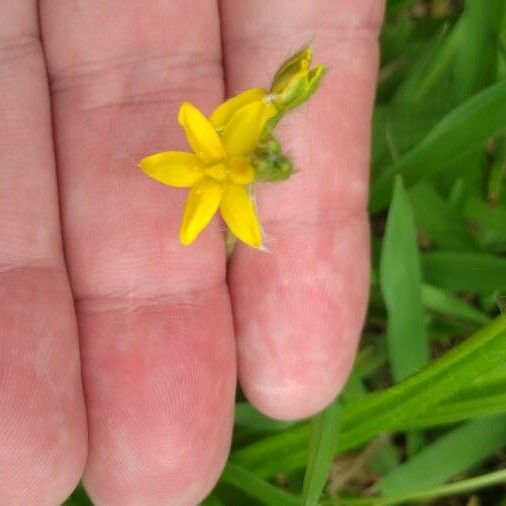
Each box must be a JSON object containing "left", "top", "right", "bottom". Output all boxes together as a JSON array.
[
  {"left": 270, "top": 47, "right": 326, "bottom": 112},
  {"left": 250, "top": 138, "right": 295, "bottom": 182},
  {"left": 271, "top": 47, "right": 313, "bottom": 93}
]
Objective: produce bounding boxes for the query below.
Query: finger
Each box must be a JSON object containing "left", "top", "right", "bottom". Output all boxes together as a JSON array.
[
  {"left": 0, "top": 1, "right": 86, "bottom": 503},
  {"left": 220, "top": 0, "right": 385, "bottom": 419},
  {"left": 39, "top": 2, "right": 235, "bottom": 505}
]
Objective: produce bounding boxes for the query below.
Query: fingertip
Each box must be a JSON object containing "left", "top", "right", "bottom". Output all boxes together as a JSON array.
[
  {"left": 242, "top": 368, "right": 348, "bottom": 421},
  {"left": 231, "top": 221, "right": 369, "bottom": 423},
  {"left": 79, "top": 289, "right": 236, "bottom": 506},
  {"left": 0, "top": 268, "right": 88, "bottom": 505},
  {"left": 83, "top": 430, "right": 231, "bottom": 506},
  {"left": 0, "top": 429, "right": 87, "bottom": 506},
  {"left": 237, "top": 321, "right": 357, "bottom": 421}
]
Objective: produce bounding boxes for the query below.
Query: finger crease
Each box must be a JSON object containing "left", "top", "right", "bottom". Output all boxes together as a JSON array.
[
  {"left": 48, "top": 50, "right": 222, "bottom": 112},
  {"left": 75, "top": 280, "right": 228, "bottom": 314}
]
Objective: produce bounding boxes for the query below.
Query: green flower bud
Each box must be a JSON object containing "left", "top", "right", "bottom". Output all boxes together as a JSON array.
[
  {"left": 271, "top": 46, "right": 313, "bottom": 94},
  {"left": 250, "top": 138, "right": 295, "bottom": 182},
  {"left": 269, "top": 46, "right": 326, "bottom": 113},
  {"left": 272, "top": 70, "right": 309, "bottom": 111},
  {"left": 282, "top": 64, "right": 326, "bottom": 111}
]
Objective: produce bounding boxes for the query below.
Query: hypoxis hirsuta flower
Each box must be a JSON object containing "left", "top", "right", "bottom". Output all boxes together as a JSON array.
[
  {"left": 139, "top": 46, "right": 325, "bottom": 249},
  {"left": 139, "top": 92, "right": 277, "bottom": 248}
]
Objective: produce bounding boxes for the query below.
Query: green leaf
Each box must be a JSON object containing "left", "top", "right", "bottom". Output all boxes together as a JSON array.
[
  {"left": 231, "top": 424, "right": 311, "bottom": 480},
  {"left": 63, "top": 485, "right": 92, "bottom": 506},
  {"left": 394, "top": 21, "right": 460, "bottom": 103},
  {"left": 379, "top": 176, "right": 428, "bottom": 485},
  {"left": 421, "top": 284, "right": 490, "bottom": 324},
  {"left": 487, "top": 138, "right": 506, "bottom": 204},
  {"left": 409, "top": 182, "right": 478, "bottom": 251},
  {"left": 397, "top": 393, "right": 506, "bottom": 429},
  {"left": 200, "top": 495, "right": 226, "bottom": 506},
  {"left": 370, "top": 79, "right": 506, "bottom": 214},
  {"left": 372, "top": 100, "right": 451, "bottom": 174},
  {"left": 455, "top": 0, "right": 506, "bottom": 99},
  {"left": 376, "top": 415, "right": 506, "bottom": 494},
  {"left": 221, "top": 462, "right": 300, "bottom": 506},
  {"left": 350, "top": 342, "right": 388, "bottom": 380},
  {"left": 466, "top": 194, "right": 506, "bottom": 231},
  {"left": 379, "top": 17, "right": 413, "bottom": 66},
  {"left": 380, "top": 177, "right": 429, "bottom": 380},
  {"left": 301, "top": 399, "right": 343, "bottom": 506},
  {"left": 421, "top": 252, "right": 506, "bottom": 291},
  {"left": 339, "top": 316, "right": 506, "bottom": 451},
  {"left": 371, "top": 274, "right": 489, "bottom": 325},
  {"left": 235, "top": 402, "right": 294, "bottom": 433}
]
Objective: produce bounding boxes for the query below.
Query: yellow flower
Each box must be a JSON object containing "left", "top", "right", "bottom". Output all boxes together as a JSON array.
[
  {"left": 139, "top": 90, "right": 277, "bottom": 248},
  {"left": 138, "top": 48, "right": 325, "bottom": 249}
]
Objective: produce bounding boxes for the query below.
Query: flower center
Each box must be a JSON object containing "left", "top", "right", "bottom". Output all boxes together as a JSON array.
[{"left": 205, "top": 162, "right": 229, "bottom": 183}]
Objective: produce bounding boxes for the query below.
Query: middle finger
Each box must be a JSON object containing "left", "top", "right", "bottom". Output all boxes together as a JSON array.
[{"left": 40, "top": 1, "right": 235, "bottom": 504}]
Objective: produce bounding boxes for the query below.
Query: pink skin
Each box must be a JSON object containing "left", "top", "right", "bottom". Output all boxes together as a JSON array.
[
  {"left": 222, "top": 0, "right": 383, "bottom": 418},
  {"left": 0, "top": 1, "right": 384, "bottom": 505}
]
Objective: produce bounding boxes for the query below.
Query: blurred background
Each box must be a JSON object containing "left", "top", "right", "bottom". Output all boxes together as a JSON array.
[{"left": 66, "top": 0, "right": 506, "bottom": 504}]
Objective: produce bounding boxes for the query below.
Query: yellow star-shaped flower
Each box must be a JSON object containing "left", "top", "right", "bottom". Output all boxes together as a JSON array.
[
  {"left": 139, "top": 88, "right": 276, "bottom": 248},
  {"left": 139, "top": 47, "right": 326, "bottom": 249}
]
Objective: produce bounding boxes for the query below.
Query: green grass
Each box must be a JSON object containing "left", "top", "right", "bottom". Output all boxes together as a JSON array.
[{"left": 67, "top": 1, "right": 506, "bottom": 504}]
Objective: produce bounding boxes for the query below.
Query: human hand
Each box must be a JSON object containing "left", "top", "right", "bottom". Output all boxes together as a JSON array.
[{"left": 0, "top": 1, "right": 384, "bottom": 504}]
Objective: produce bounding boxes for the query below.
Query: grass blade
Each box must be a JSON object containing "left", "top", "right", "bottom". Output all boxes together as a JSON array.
[
  {"left": 380, "top": 177, "right": 429, "bottom": 380},
  {"left": 394, "top": 22, "right": 459, "bottom": 103},
  {"left": 375, "top": 415, "right": 506, "bottom": 494},
  {"left": 396, "top": 393, "right": 506, "bottom": 429},
  {"left": 421, "top": 251, "right": 506, "bottom": 291},
  {"left": 235, "top": 402, "right": 294, "bottom": 433},
  {"left": 454, "top": 0, "right": 506, "bottom": 100},
  {"left": 408, "top": 182, "right": 478, "bottom": 251},
  {"left": 301, "top": 399, "right": 343, "bottom": 506},
  {"left": 321, "top": 469, "right": 506, "bottom": 506},
  {"left": 421, "top": 284, "right": 490, "bottom": 324},
  {"left": 341, "top": 315, "right": 506, "bottom": 450},
  {"left": 370, "top": 79, "right": 506, "bottom": 213},
  {"left": 221, "top": 462, "right": 300, "bottom": 506}
]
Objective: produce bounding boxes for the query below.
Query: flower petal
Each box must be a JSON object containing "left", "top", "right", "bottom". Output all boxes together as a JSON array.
[
  {"left": 179, "top": 179, "right": 223, "bottom": 245},
  {"left": 178, "top": 102, "right": 225, "bottom": 163},
  {"left": 229, "top": 156, "right": 256, "bottom": 185},
  {"left": 139, "top": 151, "right": 204, "bottom": 188},
  {"left": 220, "top": 183, "right": 262, "bottom": 248},
  {"left": 210, "top": 88, "right": 267, "bottom": 130},
  {"left": 221, "top": 100, "right": 278, "bottom": 156}
]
